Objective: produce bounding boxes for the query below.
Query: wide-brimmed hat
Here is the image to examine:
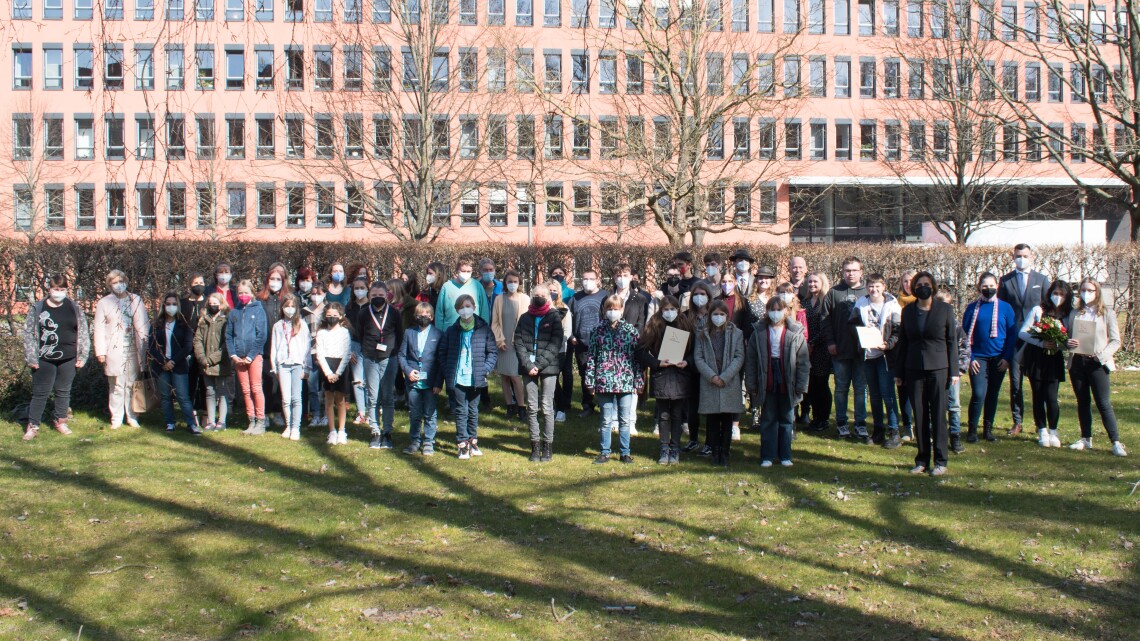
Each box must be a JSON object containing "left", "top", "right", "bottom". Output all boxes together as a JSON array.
[
  {"left": 730, "top": 249, "right": 754, "bottom": 263},
  {"left": 755, "top": 265, "right": 776, "bottom": 278}
]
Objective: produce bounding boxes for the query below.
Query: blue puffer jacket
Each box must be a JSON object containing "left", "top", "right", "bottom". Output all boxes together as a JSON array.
[
  {"left": 431, "top": 317, "right": 498, "bottom": 390},
  {"left": 225, "top": 300, "right": 268, "bottom": 360}
]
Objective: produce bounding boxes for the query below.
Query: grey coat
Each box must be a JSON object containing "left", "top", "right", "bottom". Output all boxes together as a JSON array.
[
  {"left": 693, "top": 324, "right": 746, "bottom": 415},
  {"left": 744, "top": 319, "right": 810, "bottom": 407}
]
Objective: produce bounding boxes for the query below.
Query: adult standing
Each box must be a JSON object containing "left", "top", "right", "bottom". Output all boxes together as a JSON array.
[
  {"left": 324, "top": 261, "right": 351, "bottom": 308},
  {"left": 702, "top": 252, "right": 724, "bottom": 290},
  {"left": 492, "top": 270, "right": 529, "bottom": 420},
  {"left": 821, "top": 257, "right": 870, "bottom": 442},
  {"left": 1065, "top": 279, "right": 1127, "bottom": 456},
  {"left": 803, "top": 272, "right": 833, "bottom": 432},
  {"left": 259, "top": 264, "right": 291, "bottom": 428},
  {"left": 789, "top": 256, "right": 809, "bottom": 302},
  {"left": 1018, "top": 280, "right": 1073, "bottom": 448},
  {"left": 22, "top": 275, "right": 89, "bottom": 440},
  {"left": 435, "top": 259, "right": 489, "bottom": 331},
  {"left": 962, "top": 273, "right": 1018, "bottom": 443},
  {"left": 478, "top": 258, "right": 504, "bottom": 321},
  {"left": 568, "top": 269, "right": 610, "bottom": 417},
  {"left": 416, "top": 261, "right": 446, "bottom": 310},
  {"left": 673, "top": 252, "right": 700, "bottom": 295},
  {"left": 295, "top": 267, "right": 318, "bottom": 309},
  {"left": 93, "top": 270, "right": 149, "bottom": 430},
  {"left": 893, "top": 273, "right": 958, "bottom": 476},
  {"left": 997, "top": 244, "right": 1050, "bottom": 436},
  {"left": 514, "top": 284, "right": 565, "bottom": 462},
  {"left": 548, "top": 265, "right": 575, "bottom": 304},
  {"left": 730, "top": 249, "right": 756, "bottom": 298}
]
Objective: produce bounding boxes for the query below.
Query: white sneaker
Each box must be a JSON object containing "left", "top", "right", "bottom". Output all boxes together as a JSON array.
[
  {"left": 281, "top": 427, "right": 292, "bottom": 438},
  {"left": 289, "top": 428, "right": 300, "bottom": 441},
  {"left": 681, "top": 423, "right": 690, "bottom": 438},
  {"left": 1048, "top": 430, "right": 1061, "bottom": 448},
  {"left": 629, "top": 425, "right": 639, "bottom": 435},
  {"left": 469, "top": 440, "right": 483, "bottom": 456},
  {"left": 337, "top": 430, "right": 348, "bottom": 445},
  {"left": 731, "top": 423, "right": 741, "bottom": 441},
  {"left": 126, "top": 418, "right": 141, "bottom": 428},
  {"left": 1112, "top": 441, "right": 1128, "bottom": 457},
  {"left": 652, "top": 424, "right": 660, "bottom": 436},
  {"left": 780, "top": 460, "right": 793, "bottom": 467},
  {"left": 318, "top": 416, "right": 328, "bottom": 427},
  {"left": 760, "top": 460, "right": 773, "bottom": 468},
  {"left": 555, "top": 411, "right": 566, "bottom": 423},
  {"left": 1070, "top": 438, "right": 1092, "bottom": 450},
  {"left": 326, "top": 431, "right": 338, "bottom": 445},
  {"left": 309, "top": 416, "right": 321, "bottom": 427},
  {"left": 1037, "top": 429, "right": 1050, "bottom": 447},
  {"left": 611, "top": 422, "right": 618, "bottom": 433}
]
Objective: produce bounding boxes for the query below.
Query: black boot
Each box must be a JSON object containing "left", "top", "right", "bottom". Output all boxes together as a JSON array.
[
  {"left": 720, "top": 446, "right": 730, "bottom": 468},
  {"left": 540, "top": 440, "right": 553, "bottom": 462},
  {"left": 950, "top": 433, "right": 965, "bottom": 453},
  {"left": 872, "top": 425, "right": 886, "bottom": 445},
  {"left": 529, "top": 440, "right": 541, "bottom": 462},
  {"left": 966, "top": 425, "right": 979, "bottom": 444},
  {"left": 983, "top": 424, "right": 997, "bottom": 442},
  {"left": 657, "top": 444, "right": 670, "bottom": 465},
  {"left": 883, "top": 428, "right": 900, "bottom": 449}
]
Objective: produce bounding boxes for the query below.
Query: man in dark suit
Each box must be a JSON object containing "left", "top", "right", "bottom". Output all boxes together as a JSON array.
[{"left": 997, "top": 243, "right": 1051, "bottom": 436}]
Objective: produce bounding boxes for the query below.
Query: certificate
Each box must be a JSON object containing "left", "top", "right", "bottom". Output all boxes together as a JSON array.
[
  {"left": 1072, "top": 319, "right": 1096, "bottom": 356},
  {"left": 659, "top": 327, "right": 690, "bottom": 364},
  {"left": 856, "top": 326, "right": 884, "bottom": 349}
]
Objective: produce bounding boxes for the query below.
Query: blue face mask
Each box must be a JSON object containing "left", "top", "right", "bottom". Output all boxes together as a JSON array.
[
  {"left": 481, "top": 271, "right": 495, "bottom": 284},
  {"left": 331, "top": 272, "right": 344, "bottom": 283}
]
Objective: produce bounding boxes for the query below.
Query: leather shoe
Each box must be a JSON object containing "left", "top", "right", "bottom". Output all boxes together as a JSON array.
[{"left": 1008, "top": 423, "right": 1023, "bottom": 436}]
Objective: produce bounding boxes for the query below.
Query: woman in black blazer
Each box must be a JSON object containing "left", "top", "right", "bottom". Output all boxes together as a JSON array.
[{"left": 893, "top": 272, "right": 959, "bottom": 476}]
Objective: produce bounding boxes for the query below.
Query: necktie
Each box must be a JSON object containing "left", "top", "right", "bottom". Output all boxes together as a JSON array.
[{"left": 1019, "top": 272, "right": 1027, "bottom": 297}]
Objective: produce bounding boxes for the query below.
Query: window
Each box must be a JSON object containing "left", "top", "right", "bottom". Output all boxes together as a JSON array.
[
  {"left": 375, "top": 47, "right": 393, "bottom": 91},
  {"left": 545, "top": 115, "right": 562, "bottom": 158},
  {"left": 599, "top": 52, "right": 616, "bottom": 94},
  {"left": 808, "top": 0, "right": 824, "bottom": 32},
  {"left": 256, "top": 48, "right": 273, "bottom": 90},
  {"left": 809, "top": 122, "right": 826, "bottom": 160},
  {"left": 460, "top": 117, "right": 478, "bottom": 158},
  {"left": 514, "top": 115, "right": 534, "bottom": 158},
  {"left": 707, "top": 0, "right": 724, "bottom": 29},
  {"left": 785, "top": 121, "right": 801, "bottom": 159},
  {"left": 345, "top": 47, "right": 362, "bottom": 90},
  {"left": 286, "top": 47, "right": 304, "bottom": 90},
  {"left": 256, "top": 116, "right": 274, "bottom": 158},
  {"left": 516, "top": 184, "right": 534, "bottom": 226},
  {"left": 75, "top": 46, "right": 94, "bottom": 90},
  {"left": 345, "top": 183, "right": 364, "bottom": 227},
  {"left": 600, "top": 0, "right": 615, "bottom": 26},
  {"left": 707, "top": 183, "right": 725, "bottom": 224},
  {"left": 930, "top": 0, "right": 946, "bottom": 36},
  {"left": 315, "top": 0, "right": 331, "bottom": 19},
  {"left": 885, "top": 122, "right": 901, "bottom": 160},
  {"left": 285, "top": 0, "right": 301, "bottom": 20},
  {"left": 44, "top": 116, "right": 63, "bottom": 159},
  {"left": 136, "top": 117, "right": 155, "bottom": 159},
  {"left": 1070, "top": 63, "right": 1085, "bottom": 103},
  {"left": 517, "top": 0, "right": 532, "bottom": 24},
  {"left": 76, "top": 186, "right": 95, "bottom": 229},
  {"left": 835, "top": 122, "right": 851, "bottom": 160},
  {"left": 627, "top": 53, "right": 644, "bottom": 93},
  {"left": 13, "top": 47, "right": 32, "bottom": 90},
  {"left": 883, "top": 0, "right": 898, "bottom": 34},
  {"left": 809, "top": 57, "right": 826, "bottom": 96},
  {"left": 883, "top": 59, "right": 899, "bottom": 97},
  {"left": 488, "top": 0, "right": 504, "bottom": 23},
  {"left": 783, "top": 56, "right": 800, "bottom": 97},
  {"left": 317, "top": 116, "right": 335, "bottom": 158},
  {"left": 12, "top": 116, "right": 32, "bottom": 160},
  {"left": 739, "top": 0, "right": 756, "bottom": 31},
  {"left": 459, "top": 0, "right": 474, "bottom": 22},
  {"left": 315, "top": 48, "right": 333, "bottom": 90},
  {"left": 1070, "top": 123, "right": 1086, "bottom": 162},
  {"left": 1002, "top": 123, "right": 1018, "bottom": 161},
  {"left": 706, "top": 119, "right": 725, "bottom": 160},
  {"left": 784, "top": 0, "right": 800, "bottom": 32},
  {"left": 75, "top": 118, "right": 94, "bottom": 159},
  {"left": 732, "top": 118, "right": 750, "bottom": 159},
  {"left": 488, "top": 115, "right": 507, "bottom": 158},
  {"left": 906, "top": 0, "right": 920, "bottom": 35},
  {"left": 627, "top": 116, "right": 644, "bottom": 155},
  {"left": 599, "top": 117, "right": 618, "bottom": 158},
  {"left": 12, "top": 0, "right": 32, "bottom": 18},
  {"left": 458, "top": 48, "right": 476, "bottom": 92},
  {"left": 545, "top": 183, "right": 563, "bottom": 225},
  {"left": 1000, "top": 0, "right": 1015, "bottom": 40},
  {"left": 1091, "top": 65, "right": 1107, "bottom": 103},
  {"left": 571, "top": 51, "right": 588, "bottom": 93},
  {"left": 196, "top": 115, "right": 215, "bottom": 159},
  {"left": 432, "top": 49, "right": 449, "bottom": 92},
  {"left": 166, "top": 45, "right": 184, "bottom": 90},
  {"left": 167, "top": 186, "right": 186, "bottom": 229},
  {"left": 46, "top": 187, "right": 64, "bottom": 229},
  {"left": 107, "top": 186, "right": 126, "bottom": 229},
  {"left": 1024, "top": 1, "right": 1039, "bottom": 40},
  {"left": 834, "top": 0, "right": 848, "bottom": 34},
  {"left": 345, "top": 0, "right": 360, "bottom": 20},
  {"left": 372, "top": 116, "right": 391, "bottom": 158},
  {"left": 1047, "top": 62, "right": 1062, "bottom": 102},
  {"left": 430, "top": 0, "right": 445, "bottom": 22},
  {"left": 544, "top": 0, "right": 559, "bottom": 25},
  {"left": 226, "top": 116, "right": 245, "bottom": 159},
  {"left": 104, "top": 45, "right": 124, "bottom": 90},
  {"left": 932, "top": 59, "right": 949, "bottom": 99},
  {"left": 489, "top": 184, "right": 508, "bottom": 226},
  {"left": 197, "top": 185, "right": 214, "bottom": 228},
  {"left": 570, "top": 0, "right": 586, "bottom": 25},
  {"left": 860, "top": 121, "right": 876, "bottom": 159},
  {"left": 433, "top": 116, "right": 450, "bottom": 159},
  {"left": 1001, "top": 61, "right": 1017, "bottom": 100},
  {"left": 105, "top": 0, "right": 123, "bottom": 19},
  {"left": 907, "top": 59, "right": 923, "bottom": 98},
  {"left": 908, "top": 121, "right": 924, "bottom": 159},
  {"left": 166, "top": 115, "right": 185, "bottom": 159},
  {"left": 137, "top": 186, "right": 157, "bottom": 229},
  {"left": 979, "top": 60, "right": 996, "bottom": 100},
  {"left": 288, "top": 115, "right": 306, "bottom": 158},
  {"left": 759, "top": 120, "right": 776, "bottom": 159},
  {"left": 137, "top": 0, "right": 154, "bottom": 18},
  {"left": 346, "top": 115, "right": 364, "bottom": 158},
  {"left": 488, "top": 48, "right": 506, "bottom": 92},
  {"left": 572, "top": 183, "right": 591, "bottom": 225},
  {"left": 105, "top": 116, "right": 125, "bottom": 159},
  {"left": 402, "top": 116, "right": 422, "bottom": 159},
  {"left": 598, "top": 182, "right": 620, "bottom": 226},
  {"left": 372, "top": 183, "right": 392, "bottom": 226},
  {"left": 196, "top": 46, "right": 215, "bottom": 90},
  {"left": 223, "top": 0, "right": 242, "bottom": 19},
  {"left": 257, "top": 185, "right": 276, "bottom": 227},
  {"left": 459, "top": 185, "right": 479, "bottom": 226},
  {"left": 857, "top": 0, "right": 873, "bottom": 34},
  {"left": 226, "top": 48, "right": 244, "bottom": 90},
  {"left": 196, "top": 0, "right": 214, "bottom": 19},
  {"left": 227, "top": 186, "right": 247, "bottom": 228},
  {"left": 135, "top": 47, "right": 155, "bottom": 90},
  {"left": 759, "top": 184, "right": 776, "bottom": 224},
  {"left": 732, "top": 184, "right": 751, "bottom": 224},
  {"left": 859, "top": 58, "right": 875, "bottom": 98},
  {"left": 835, "top": 58, "right": 850, "bottom": 97},
  {"left": 286, "top": 185, "right": 305, "bottom": 227},
  {"left": 572, "top": 117, "right": 590, "bottom": 158},
  {"left": 13, "top": 187, "right": 32, "bottom": 230},
  {"left": 1024, "top": 124, "right": 1041, "bottom": 161},
  {"left": 544, "top": 51, "right": 561, "bottom": 92},
  {"left": 758, "top": 55, "right": 774, "bottom": 96},
  {"left": 165, "top": 0, "right": 185, "bottom": 18}
]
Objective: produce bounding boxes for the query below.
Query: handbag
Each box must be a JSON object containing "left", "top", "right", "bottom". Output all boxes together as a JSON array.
[{"left": 131, "top": 373, "right": 159, "bottom": 414}]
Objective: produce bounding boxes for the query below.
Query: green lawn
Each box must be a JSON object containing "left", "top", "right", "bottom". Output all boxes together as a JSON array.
[{"left": 1, "top": 374, "right": 1137, "bottom": 641}]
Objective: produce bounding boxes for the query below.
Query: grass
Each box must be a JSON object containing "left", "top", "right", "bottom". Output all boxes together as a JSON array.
[{"left": 1, "top": 374, "right": 1138, "bottom": 641}]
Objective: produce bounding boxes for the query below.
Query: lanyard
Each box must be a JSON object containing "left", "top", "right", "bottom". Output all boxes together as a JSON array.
[{"left": 368, "top": 304, "right": 389, "bottom": 342}]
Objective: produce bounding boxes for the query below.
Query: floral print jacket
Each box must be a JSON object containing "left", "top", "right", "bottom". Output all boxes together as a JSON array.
[{"left": 584, "top": 320, "right": 643, "bottom": 394}]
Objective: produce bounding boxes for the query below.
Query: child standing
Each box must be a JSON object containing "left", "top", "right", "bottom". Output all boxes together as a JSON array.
[
  {"left": 398, "top": 303, "right": 443, "bottom": 455},
  {"left": 694, "top": 300, "right": 745, "bottom": 466},
  {"left": 745, "top": 297, "right": 809, "bottom": 468},
  {"left": 270, "top": 294, "right": 311, "bottom": 441},
  {"left": 432, "top": 295, "right": 498, "bottom": 459},
  {"left": 316, "top": 303, "right": 352, "bottom": 445},
  {"left": 194, "top": 293, "right": 232, "bottom": 431}
]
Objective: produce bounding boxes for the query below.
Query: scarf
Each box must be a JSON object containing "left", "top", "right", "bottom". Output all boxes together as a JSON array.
[
  {"left": 967, "top": 297, "right": 999, "bottom": 349},
  {"left": 528, "top": 300, "right": 551, "bottom": 317},
  {"left": 459, "top": 317, "right": 475, "bottom": 331}
]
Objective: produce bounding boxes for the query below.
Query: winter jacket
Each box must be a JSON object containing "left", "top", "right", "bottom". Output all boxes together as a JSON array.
[
  {"left": 147, "top": 319, "right": 195, "bottom": 375},
  {"left": 193, "top": 311, "right": 231, "bottom": 377},
  {"left": 24, "top": 297, "right": 90, "bottom": 365},
  {"left": 432, "top": 317, "right": 498, "bottom": 389},
  {"left": 693, "top": 324, "right": 746, "bottom": 415},
  {"left": 225, "top": 300, "right": 268, "bottom": 360},
  {"left": 398, "top": 325, "right": 444, "bottom": 388},
  {"left": 93, "top": 292, "right": 150, "bottom": 375},
  {"left": 584, "top": 320, "right": 642, "bottom": 394},
  {"left": 513, "top": 309, "right": 565, "bottom": 376},
  {"left": 744, "top": 319, "right": 810, "bottom": 408},
  {"left": 848, "top": 294, "right": 902, "bottom": 361},
  {"left": 270, "top": 319, "right": 312, "bottom": 371},
  {"left": 820, "top": 281, "right": 869, "bottom": 361},
  {"left": 635, "top": 323, "right": 694, "bottom": 400}
]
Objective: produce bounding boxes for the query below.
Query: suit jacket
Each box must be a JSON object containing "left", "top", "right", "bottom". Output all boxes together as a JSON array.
[
  {"left": 998, "top": 270, "right": 1051, "bottom": 328},
  {"left": 894, "top": 300, "right": 958, "bottom": 375}
]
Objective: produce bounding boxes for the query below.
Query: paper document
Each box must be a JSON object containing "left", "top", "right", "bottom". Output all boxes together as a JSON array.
[
  {"left": 659, "top": 327, "right": 690, "bottom": 364},
  {"left": 1072, "top": 319, "right": 1096, "bottom": 356},
  {"left": 856, "top": 326, "right": 884, "bottom": 350}
]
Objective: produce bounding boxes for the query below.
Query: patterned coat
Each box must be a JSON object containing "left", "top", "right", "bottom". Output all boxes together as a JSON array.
[{"left": 584, "top": 320, "right": 643, "bottom": 394}]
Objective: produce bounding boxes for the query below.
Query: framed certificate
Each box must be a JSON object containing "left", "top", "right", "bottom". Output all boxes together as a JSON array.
[{"left": 659, "top": 327, "right": 690, "bottom": 364}]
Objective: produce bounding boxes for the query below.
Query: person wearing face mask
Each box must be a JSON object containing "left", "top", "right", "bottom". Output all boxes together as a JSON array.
[
  {"left": 315, "top": 304, "right": 353, "bottom": 445},
  {"left": 962, "top": 272, "right": 1017, "bottom": 444},
  {"left": 693, "top": 300, "right": 745, "bottom": 467},
  {"left": 258, "top": 264, "right": 292, "bottom": 429},
  {"left": 513, "top": 284, "right": 566, "bottom": 462},
  {"left": 416, "top": 261, "right": 447, "bottom": 310},
  {"left": 205, "top": 263, "right": 237, "bottom": 310},
  {"left": 730, "top": 249, "right": 755, "bottom": 298},
  {"left": 670, "top": 251, "right": 699, "bottom": 295},
  {"left": 194, "top": 293, "right": 232, "bottom": 432},
  {"left": 745, "top": 297, "right": 809, "bottom": 468},
  {"left": 492, "top": 270, "right": 530, "bottom": 421},
  {"left": 849, "top": 274, "right": 902, "bottom": 447},
  {"left": 635, "top": 296, "right": 694, "bottom": 464},
  {"left": 346, "top": 276, "right": 372, "bottom": 426},
  {"left": 225, "top": 280, "right": 268, "bottom": 434},
  {"left": 148, "top": 293, "right": 200, "bottom": 435},
  {"left": 612, "top": 263, "right": 651, "bottom": 434},
  {"left": 702, "top": 252, "right": 724, "bottom": 289},
  {"left": 1018, "top": 280, "right": 1073, "bottom": 449},
  {"left": 548, "top": 286, "right": 574, "bottom": 423},
  {"left": 398, "top": 302, "right": 443, "bottom": 456},
  {"left": 820, "top": 256, "right": 870, "bottom": 442},
  {"left": 478, "top": 258, "right": 504, "bottom": 311},
  {"left": 997, "top": 243, "right": 1051, "bottom": 436},
  {"left": 22, "top": 275, "right": 89, "bottom": 441},
  {"left": 432, "top": 295, "right": 498, "bottom": 460},
  {"left": 358, "top": 281, "right": 403, "bottom": 450},
  {"left": 93, "top": 269, "right": 150, "bottom": 430},
  {"left": 270, "top": 294, "right": 311, "bottom": 441},
  {"left": 568, "top": 268, "right": 611, "bottom": 417},
  {"left": 181, "top": 273, "right": 208, "bottom": 420},
  {"left": 584, "top": 295, "right": 642, "bottom": 464},
  {"left": 747, "top": 265, "right": 777, "bottom": 321},
  {"left": 681, "top": 281, "right": 716, "bottom": 454},
  {"left": 548, "top": 266, "right": 575, "bottom": 303},
  {"left": 294, "top": 267, "right": 318, "bottom": 309},
  {"left": 892, "top": 272, "right": 959, "bottom": 477},
  {"left": 1064, "top": 279, "right": 1126, "bottom": 456},
  {"left": 435, "top": 258, "right": 490, "bottom": 332},
  {"left": 324, "top": 262, "right": 351, "bottom": 307},
  {"left": 656, "top": 268, "right": 683, "bottom": 305},
  {"left": 935, "top": 289, "right": 970, "bottom": 453},
  {"left": 302, "top": 284, "right": 328, "bottom": 428}
]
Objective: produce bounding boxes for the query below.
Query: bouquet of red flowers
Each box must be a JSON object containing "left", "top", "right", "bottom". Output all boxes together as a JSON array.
[{"left": 1029, "top": 316, "right": 1069, "bottom": 355}]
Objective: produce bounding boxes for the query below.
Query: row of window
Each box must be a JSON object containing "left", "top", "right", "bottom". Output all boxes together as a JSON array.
[
  {"left": 11, "top": 112, "right": 1120, "bottom": 163},
  {"left": 11, "top": 180, "right": 778, "bottom": 231},
  {"left": 10, "top": 0, "right": 1125, "bottom": 46},
  {"left": 11, "top": 43, "right": 1110, "bottom": 105}
]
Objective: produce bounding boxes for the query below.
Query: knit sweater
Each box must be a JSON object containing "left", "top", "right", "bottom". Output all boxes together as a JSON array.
[{"left": 962, "top": 298, "right": 1017, "bottom": 361}]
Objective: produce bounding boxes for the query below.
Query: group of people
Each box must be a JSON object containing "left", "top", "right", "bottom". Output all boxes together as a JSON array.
[{"left": 21, "top": 244, "right": 1128, "bottom": 475}]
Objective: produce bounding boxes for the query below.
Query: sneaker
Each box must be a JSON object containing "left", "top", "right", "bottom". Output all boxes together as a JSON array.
[
  {"left": 652, "top": 424, "right": 660, "bottom": 436},
  {"left": 930, "top": 465, "right": 948, "bottom": 476},
  {"left": 216, "top": 422, "right": 227, "bottom": 432},
  {"left": 189, "top": 424, "right": 203, "bottom": 436},
  {"left": 760, "top": 460, "right": 773, "bottom": 468},
  {"left": 369, "top": 433, "right": 383, "bottom": 449},
  {"left": 593, "top": 453, "right": 610, "bottom": 464},
  {"left": 657, "top": 445, "right": 670, "bottom": 465},
  {"left": 458, "top": 442, "right": 471, "bottom": 460},
  {"left": 126, "top": 418, "right": 141, "bottom": 428},
  {"left": 950, "top": 434, "right": 965, "bottom": 453},
  {"left": 731, "top": 424, "right": 741, "bottom": 441},
  {"left": 780, "top": 460, "right": 793, "bottom": 467},
  {"left": 22, "top": 424, "right": 39, "bottom": 441},
  {"left": 54, "top": 420, "right": 72, "bottom": 435},
  {"left": 696, "top": 444, "right": 713, "bottom": 457},
  {"left": 578, "top": 407, "right": 596, "bottom": 419},
  {"left": 468, "top": 440, "right": 483, "bottom": 456},
  {"left": 836, "top": 423, "right": 852, "bottom": 438},
  {"left": 854, "top": 425, "right": 873, "bottom": 445},
  {"left": 682, "top": 440, "right": 700, "bottom": 453},
  {"left": 909, "top": 465, "right": 927, "bottom": 474},
  {"left": 681, "top": 422, "right": 690, "bottom": 438},
  {"left": 422, "top": 443, "right": 435, "bottom": 456},
  {"left": 337, "top": 430, "right": 348, "bottom": 445},
  {"left": 248, "top": 418, "right": 267, "bottom": 436},
  {"left": 1112, "top": 441, "right": 1128, "bottom": 457},
  {"left": 1048, "top": 430, "right": 1061, "bottom": 448},
  {"left": 555, "top": 411, "right": 567, "bottom": 423},
  {"left": 309, "top": 416, "right": 322, "bottom": 427},
  {"left": 109, "top": 421, "right": 123, "bottom": 430},
  {"left": 353, "top": 412, "right": 367, "bottom": 425},
  {"left": 203, "top": 422, "right": 216, "bottom": 432},
  {"left": 317, "top": 416, "right": 328, "bottom": 427},
  {"left": 806, "top": 420, "right": 828, "bottom": 433},
  {"left": 166, "top": 424, "right": 176, "bottom": 432},
  {"left": 619, "top": 454, "right": 634, "bottom": 464},
  {"left": 326, "top": 431, "right": 339, "bottom": 445},
  {"left": 1070, "top": 438, "right": 1091, "bottom": 451},
  {"left": 629, "top": 425, "right": 639, "bottom": 435},
  {"left": 667, "top": 446, "right": 679, "bottom": 464},
  {"left": 289, "top": 428, "right": 300, "bottom": 441},
  {"left": 1037, "top": 429, "right": 1050, "bottom": 447},
  {"left": 282, "top": 426, "right": 292, "bottom": 438},
  {"left": 380, "top": 433, "right": 394, "bottom": 450},
  {"left": 403, "top": 440, "right": 422, "bottom": 454}
]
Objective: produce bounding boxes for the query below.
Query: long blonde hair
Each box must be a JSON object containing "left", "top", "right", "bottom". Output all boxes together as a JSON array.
[
  {"left": 806, "top": 272, "right": 830, "bottom": 306},
  {"left": 1075, "top": 278, "right": 1108, "bottom": 317}
]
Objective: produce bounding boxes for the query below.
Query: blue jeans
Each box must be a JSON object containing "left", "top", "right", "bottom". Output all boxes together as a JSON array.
[
  {"left": 597, "top": 392, "right": 633, "bottom": 457},
  {"left": 350, "top": 341, "right": 367, "bottom": 413},
  {"left": 155, "top": 370, "right": 196, "bottom": 428},
  {"left": 948, "top": 378, "right": 961, "bottom": 435},
  {"left": 759, "top": 392, "right": 794, "bottom": 463},
  {"left": 408, "top": 386, "right": 438, "bottom": 445},
  {"left": 451, "top": 384, "right": 481, "bottom": 442},
  {"left": 832, "top": 358, "right": 867, "bottom": 427},
  {"left": 363, "top": 356, "right": 397, "bottom": 435},
  {"left": 864, "top": 357, "right": 899, "bottom": 430},
  {"left": 277, "top": 363, "right": 304, "bottom": 431},
  {"left": 968, "top": 356, "right": 1006, "bottom": 428}
]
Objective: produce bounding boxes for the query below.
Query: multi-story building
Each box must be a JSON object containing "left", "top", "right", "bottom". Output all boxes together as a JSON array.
[{"left": 1, "top": 0, "right": 1127, "bottom": 245}]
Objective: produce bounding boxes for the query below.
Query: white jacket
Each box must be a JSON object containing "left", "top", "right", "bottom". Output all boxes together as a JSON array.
[
  {"left": 315, "top": 325, "right": 351, "bottom": 378},
  {"left": 270, "top": 319, "right": 311, "bottom": 372},
  {"left": 851, "top": 294, "right": 902, "bottom": 361}
]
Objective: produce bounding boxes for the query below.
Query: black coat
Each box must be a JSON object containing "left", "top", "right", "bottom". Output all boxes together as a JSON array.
[
  {"left": 893, "top": 300, "right": 958, "bottom": 375},
  {"left": 635, "top": 325, "right": 694, "bottom": 400},
  {"left": 513, "top": 309, "right": 565, "bottom": 376},
  {"left": 148, "top": 319, "right": 195, "bottom": 375},
  {"left": 820, "top": 282, "right": 869, "bottom": 361},
  {"left": 619, "top": 289, "right": 652, "bottom": 332}
]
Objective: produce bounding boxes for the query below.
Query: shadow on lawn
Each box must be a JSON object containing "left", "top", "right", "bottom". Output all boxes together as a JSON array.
[{"left": 1, "top": 423, "right": 1134, "bottom": 641}]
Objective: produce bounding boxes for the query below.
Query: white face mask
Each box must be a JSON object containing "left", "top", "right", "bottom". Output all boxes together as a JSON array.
[
  {"left": 268, "top": 279, "right": 282, "bottom": 292},
  {"left": 458, "top": 306, "right": 475, "bottom": 319},
  {"left": 692, "top": 294, "right": 708, "bottom": 308},
  {"left": 722, "top": 282, "right": 736, "bottom": 294},
  {"left": 736, "top": 261, "right": 749, "bottom": 273},
  {"left": 710, "top": 314, "right": 727, "bottom": 327},
  {"left": 49, "top": 290, "right": 67, "bottom": 303},
  {"left": 353, "top": 288, "right": 368, "bottom": 300},
  {"left": 299, "top": 281, "right": 312, "bottom": 293},
  {"left": 615, "top": 276, "right": 630, "bottom": 290},
  {"left": 216, "top": 273, "right": 232, "bottom": 286},
  {"left": 457, "top": 271, "right": 472, "bottom": 284},
  {"left": 582, "top": 278, "right": 597, "bottom": 293},
  {"left": 767, "top": 310, "right": 785, "bottom": 324},
  {"left": 662, "top": 309, "right": 678, "bottom": 322},
  {"left": 310, "top": 295, "right": 325, "bottom": 306},
  {"left": 426, "top": 273, "right": 437, "bottom": 285},
  {"left": 506, "top": 282, "right": 519, "bottom": 293},
  {"left": 282, "top": 307, "right": 296, "bottom": 318},
  {"left": 705, "top": 265, "right": 719, "bottom": 278},
  {"left": 1014, "top": 256, "right": 1032, "bottom": 271},
  {"left": 1050, "top": 294, "right": 1064, "bottom": 307},
  {"left": 778, "top": 292, "right": 795, "bottom": 304},
  {"left": 112, "top": 282, "right": 128, "bottom": 295},
  {"left": 606, "top": 309, "right": 622, "bottom": 323},
  {"left": 1081, "top": 291, "right": 1096, "bottom": 304},
  {"left": 165, "top": 304, "right": 180, "bottom": 317}
]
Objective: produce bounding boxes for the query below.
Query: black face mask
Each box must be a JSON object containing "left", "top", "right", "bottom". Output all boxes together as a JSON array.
[
  {"left": 981, "top": 288, "right": 997, "bottom": 299},
  {"left": 915, "top": 285, "right": 934, "bottom": 300},
  {"left": 325, "top": 317, "right": 341, "bottom": 326},
  {"left": 531, "top": 296, "right": 547, "bottom": 307},
  {"left": 416, "top": 316, "right": 432, "bottom": 327},
  {"left": 371, "top": 296, "right": 387, "bottom": 309},
  {"left": 207, "top": 305, "right": 220, "bottom": 314},
  {"left": 666, "top": 276, "right": 680, "bottom": 287},
  {"left": 190, "top": 285, "right": 205, "bottom": 296},
  {"left": 553, "top": 275, "right": 565, "bottom": 283}
]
